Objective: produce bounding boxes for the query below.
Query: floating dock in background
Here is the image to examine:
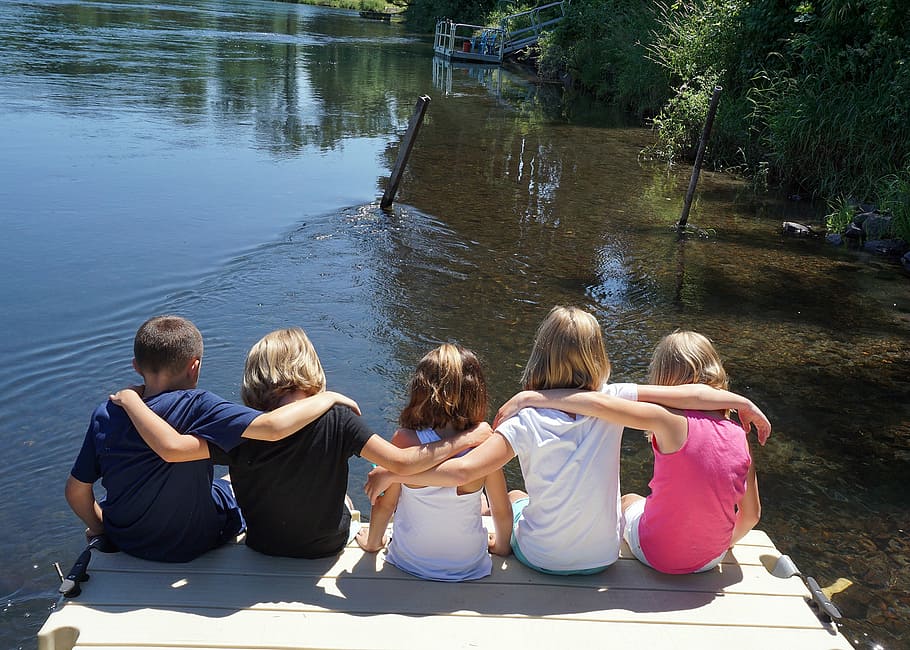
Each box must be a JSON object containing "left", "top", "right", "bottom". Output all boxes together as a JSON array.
[
  {"left": 433, "top": 1, "right": 568, "bottom": 64},
  {"left": 38, "top": 524, "right": 852, "bottom": 650}
]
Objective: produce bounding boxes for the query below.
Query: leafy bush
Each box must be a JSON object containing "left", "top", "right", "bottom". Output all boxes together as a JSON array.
[
  {"left": 876, "top": 172, "right": 910, "bottom": 242},
  {"left": 404, "top": 0, "right": 496, "bottom": 32},
  {"left": 537, "top": 0, "right": 668, "bottom": 117},
  {"left": 825, "top": 197, "right": 855, "bottom": 234}
]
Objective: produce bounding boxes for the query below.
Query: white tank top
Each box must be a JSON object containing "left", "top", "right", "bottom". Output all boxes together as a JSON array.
[{"left": 385, "top": 428, "right": 492, "bottom": 581}]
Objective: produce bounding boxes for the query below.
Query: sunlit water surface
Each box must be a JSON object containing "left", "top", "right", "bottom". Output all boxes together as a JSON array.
[{"left": 1, "top": 1, "right": 908, "bottom": 648}]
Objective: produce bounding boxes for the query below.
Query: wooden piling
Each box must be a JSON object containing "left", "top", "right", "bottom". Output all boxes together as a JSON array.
[
  {"left": 380, "top": 95, "right": 431, "bottom": 210},
  {"left": 677, "top": 85, "right": 722, "bottom": 229}
]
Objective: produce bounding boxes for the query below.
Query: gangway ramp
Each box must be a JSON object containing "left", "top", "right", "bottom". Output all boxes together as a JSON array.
[{"left": 434, "top": 0, "right": 568, "bottom": 64}]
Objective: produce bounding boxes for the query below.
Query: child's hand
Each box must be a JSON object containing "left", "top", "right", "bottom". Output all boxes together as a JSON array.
[
  {"left": 488, "top": 533, "right": 511, "bottom": 556},
  {"left": 493, "top": 391, "right": 534, "bottom": 428},
  {"left": 735, "top": 401, "right": 771, "bottom": 445},
  {"left": 85, "top": 526, "right": 105, "bottom": 543},
  {"left": 109, "top": 385, "right": 145, "bottom": 406},
  {"left": 465, "top": 421, "right": 493, "bottom": 447},
  {"left": 355, "top": 528, "right": 388, "bottom": 553},
  {"left": 365, "top": 466, "right": 395, "bottom": 504},
  {"left": 326, "top": 391, "right": 361, "bottom": 416}
]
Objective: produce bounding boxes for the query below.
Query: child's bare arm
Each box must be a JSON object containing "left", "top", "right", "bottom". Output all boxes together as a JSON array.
[
  {"left": 356, "top": 483, "right": 400, "bottom": 553},
  {"left": 356, "top": 429, "right": 413, "bottom": 552},
  {"left": 495, "top": 386, "right": 771, "bottom": 445},
  {"left": 365, "top": 433, "right": 514, "bottom": 504},
  {"left": 242, "top": 391, "right": 360, "bottom": 441},
  {"left": 635, "top": 385, "right": 771, "bottom": 444},
  {"left": 731, "top": 464, "right": 761, "bottom": 546},
  {"left": 65, "top": 475, "right": 104, "bottom": 539},
  {"left": 111, "top": 388, "right": 362, "bottom": 461},
  {"left": 484, "top": 468, "right": 512, "bottom": 556},
  {"left": 358, "top": 422, "right": 492, "bottom": 476},
  {"left": 111, "top": 388, "right": 209, "bottom": 462}
]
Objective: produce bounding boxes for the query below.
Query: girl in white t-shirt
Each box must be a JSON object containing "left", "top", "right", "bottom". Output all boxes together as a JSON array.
[
  {"left": 366, "top": 307, "right": 771, "bottom": 575},
  {"left": 356, "top": 344, "right": 512, "bottom": 581}
]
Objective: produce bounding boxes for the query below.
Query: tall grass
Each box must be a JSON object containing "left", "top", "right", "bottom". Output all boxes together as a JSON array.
[{"left": 536, "top": 0, "right": 669, "bottom": 117}]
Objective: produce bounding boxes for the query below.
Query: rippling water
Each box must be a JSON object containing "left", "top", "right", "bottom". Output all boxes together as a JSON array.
[{"left": 1, "top": 1, "right": 908, "bottom": 648}]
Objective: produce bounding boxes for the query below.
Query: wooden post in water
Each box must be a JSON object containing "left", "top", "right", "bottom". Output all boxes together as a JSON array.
[
  {"left": 380, "top": 95, "right": 431, "bottom": 210},
  {"left": 677, "top": 85, "right": 722, "bottom": 229}
]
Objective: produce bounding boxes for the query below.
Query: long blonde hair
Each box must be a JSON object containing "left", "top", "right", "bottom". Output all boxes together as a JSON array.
[
  {"left": 400, "top": 343, "right": 488, "bottom": 431},
  {"left": 521, "top": 306, "right": 611, "bottom": 391},
  {"left": 241, "top": 327, "right": 326, "bottom": 411},
  {"left": 648, "top": 330, "right": 728, "bottom": 390}
]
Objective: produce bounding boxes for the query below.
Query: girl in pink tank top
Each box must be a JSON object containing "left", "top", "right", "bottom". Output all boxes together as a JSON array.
[{"left": 622, "top": 331, "right": 762, "bottom": 573}]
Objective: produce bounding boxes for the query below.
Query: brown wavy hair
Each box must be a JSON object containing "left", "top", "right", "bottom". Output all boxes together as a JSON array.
[{"left": 399, "top": 343, "right": 488, "bottom": 431}]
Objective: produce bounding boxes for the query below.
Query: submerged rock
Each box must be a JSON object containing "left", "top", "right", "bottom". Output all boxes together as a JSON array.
[
  {"left": 863, "top": 239, "right": 908, "bottom": 256},
  {"left": 782, "top": 221, "right": 816, "bottom": 236},
  {"left": 861, "top": 215, "right": 894, "bottom": 240}
]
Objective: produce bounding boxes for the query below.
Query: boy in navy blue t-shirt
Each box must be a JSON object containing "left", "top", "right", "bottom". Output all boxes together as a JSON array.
[{"left": 65, "top": 315, "right": 358, "bottom": 562}]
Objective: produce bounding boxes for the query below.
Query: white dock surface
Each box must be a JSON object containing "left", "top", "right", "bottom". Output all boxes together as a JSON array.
[{"left": 39, "top": 526, "right": 852, "bottom": 650}]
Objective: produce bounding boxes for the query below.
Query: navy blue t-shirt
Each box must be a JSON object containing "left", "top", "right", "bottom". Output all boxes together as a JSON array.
[{"left": 70, "top": 389, "right": 260, "bottom": 562}]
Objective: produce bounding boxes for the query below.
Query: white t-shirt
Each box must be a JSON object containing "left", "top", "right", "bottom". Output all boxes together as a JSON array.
[{"left": 496, "top": 383, "right": 638, "bottom": 571}]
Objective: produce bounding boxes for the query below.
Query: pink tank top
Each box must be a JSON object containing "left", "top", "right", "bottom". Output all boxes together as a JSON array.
[{"left": 638, "top": 410, "right": 751, "bottom": 574}]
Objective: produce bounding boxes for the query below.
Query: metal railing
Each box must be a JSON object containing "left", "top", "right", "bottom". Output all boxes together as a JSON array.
[{"left": 434, "top": 0, "right": 566, "bottom": 62}]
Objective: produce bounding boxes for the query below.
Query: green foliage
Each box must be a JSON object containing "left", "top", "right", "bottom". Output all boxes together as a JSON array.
[
  {"left": 404, "top": 0, "right": 496, "bottom": 32},
  {"left": 876, "top": 172, "right": 910, "bottom": 242},
  {"left": 825, "top": 197, "right": 855, "bottom": 234},
  {"left": 635, "top": 0, "right": 910, "bottom": 204},
  {"left": 536, "top": 0, "right": 669, "bottom": 117}
]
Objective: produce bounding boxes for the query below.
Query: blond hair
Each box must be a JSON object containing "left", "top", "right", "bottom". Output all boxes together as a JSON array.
[
  {"left": 241, "top": 328, "right": 326, "bottom": 411},
  {"left": 521, "top": 306, "right": 611, "bottom": 391},
  {"left": 400, "top": 344, "right": 488, "bottom": 431},
  {"left": 648, "top": 330, "right": 728, "bottom": 390},
  {"left": 134, "top": 315, "right": 203, "bottom": 375}
]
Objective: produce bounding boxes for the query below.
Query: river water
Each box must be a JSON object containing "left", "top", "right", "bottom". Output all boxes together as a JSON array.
[{"left": 1, "top": 0, "right": 908, "bottom": 648}]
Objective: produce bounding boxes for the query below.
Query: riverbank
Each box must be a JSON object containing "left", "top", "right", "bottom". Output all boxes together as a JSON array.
[
  {"left": 494, "top": 0, "right": 910, "bottom": 248},
  {"left": 278, "top": 0, "right": 405, "bottom": 15}
]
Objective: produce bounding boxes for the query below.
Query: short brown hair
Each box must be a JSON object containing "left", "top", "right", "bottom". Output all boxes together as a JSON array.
[
  {"left": 134, "top": 315, "right": 203, "bottom": 375},
  {"left": 241, "top": 328, "right": 326, "bottom": 411},
  {"left": 648, "top": 330, "right": 728, "bottom": 389},
  {"left": 400, "top": 344, "right": 488, "bottom": 431},
  {"left": 521, "top": 306, "right": 611, "bottom": 391}
]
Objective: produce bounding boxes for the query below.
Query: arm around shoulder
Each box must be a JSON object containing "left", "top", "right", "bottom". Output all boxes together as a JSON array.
[
  {"left": 636, "top": 384, "right": 771, "bottom": 444},
  {"left": 110, "top": 388, "right": 209, "bottom": 462},
  {"left": 359, "top": 422, "right": 492, "bottom": 476},
  {"left": 242, "top": 391, "right": 360, "bottom": 442}
]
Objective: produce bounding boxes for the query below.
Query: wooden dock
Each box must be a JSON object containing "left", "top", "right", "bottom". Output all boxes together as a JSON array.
[
  {"left": 38, "top": 523, "right": 852, "bottom": 650},
  {"left": 433, "top": 2, "right": 567, "bottom": 64}
]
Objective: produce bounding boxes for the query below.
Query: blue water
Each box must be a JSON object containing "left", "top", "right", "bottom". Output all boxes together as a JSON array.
[{"left": 1, "top": 1, "right": 908, "bottom": 648}]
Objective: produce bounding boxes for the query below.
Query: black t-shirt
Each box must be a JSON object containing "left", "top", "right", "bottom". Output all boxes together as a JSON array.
[{"left": 213, "top": 404, "right": 374, "bottom": 558}]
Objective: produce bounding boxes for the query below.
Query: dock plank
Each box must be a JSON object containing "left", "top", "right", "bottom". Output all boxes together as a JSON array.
[{"left": 38, "top": 527, "right": 852, "bottom": 650}]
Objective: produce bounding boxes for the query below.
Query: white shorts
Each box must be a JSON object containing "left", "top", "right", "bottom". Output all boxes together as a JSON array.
[
  {"left": 623, "top": 498, "right": 725, "bottom": 574},
  {"left": 622, "top": 497, "right": 653, "bottom": 568}
]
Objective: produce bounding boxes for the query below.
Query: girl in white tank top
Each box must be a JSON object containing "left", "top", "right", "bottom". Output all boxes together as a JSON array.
[{"left": 356, "top": 344, "right": 512, "bottom": 581}]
